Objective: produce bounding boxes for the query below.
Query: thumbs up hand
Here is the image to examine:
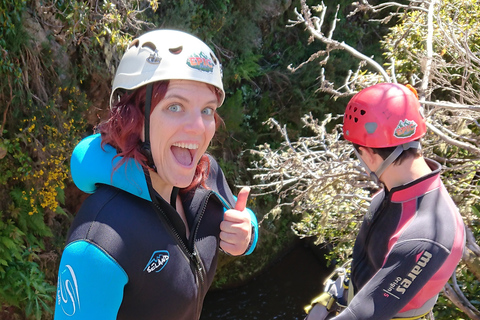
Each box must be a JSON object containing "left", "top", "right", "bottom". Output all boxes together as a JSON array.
[{"left": 220, "top": 187, "right": 252, "bottom": 256}]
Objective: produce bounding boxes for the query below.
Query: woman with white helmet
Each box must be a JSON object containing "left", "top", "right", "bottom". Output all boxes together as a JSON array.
[{"left": 54, "top": 29, "right": 258, "bottom": 320}]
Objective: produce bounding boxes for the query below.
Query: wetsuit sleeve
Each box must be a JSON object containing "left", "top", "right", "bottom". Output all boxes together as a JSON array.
[
  {"left": 230, "top": 196, "right": 258, "bottom": 256},
  {"left": 332, "top": 240, "right": 450, "bottom": 320},
  {"left": 54, "top": 240, "right": 128, "bottom": 320},
  {"left": 243, "top": 206, "right": 258, "bottom": 255}
]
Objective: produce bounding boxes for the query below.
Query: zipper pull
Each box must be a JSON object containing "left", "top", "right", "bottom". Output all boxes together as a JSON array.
[{"left": 192, "top": 251, "right": 203, "bottom": 271}]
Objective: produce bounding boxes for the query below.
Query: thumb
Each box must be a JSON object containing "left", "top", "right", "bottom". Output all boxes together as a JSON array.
[{"left": 234, "top": 186, "right": 250, "bottom": 211}]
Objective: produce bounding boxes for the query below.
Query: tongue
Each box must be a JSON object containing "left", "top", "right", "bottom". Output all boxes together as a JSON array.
[{"left": 171, "top": 146, "right": 193, "bottom": 166}]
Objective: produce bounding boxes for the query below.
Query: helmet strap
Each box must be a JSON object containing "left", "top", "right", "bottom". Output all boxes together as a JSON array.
[
  {"left": 142, "top": 84, "right": 180, "bottom": 207},
  {"left": 354, "top": 141, "right": 421, "bottom": 185},
  {"left": 142, "top": 83, "right": 156, "bottom": 171},
  {"left": 353, "top": 148, "right": 379, "bottom": 184}
]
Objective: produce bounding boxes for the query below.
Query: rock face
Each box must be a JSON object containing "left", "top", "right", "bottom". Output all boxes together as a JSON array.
[{"left": 23, "top": 9, "right": 111, "bottom": 129}]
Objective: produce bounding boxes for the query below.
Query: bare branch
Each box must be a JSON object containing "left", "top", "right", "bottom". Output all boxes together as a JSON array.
[
  {"left": 289, "top": 0, "right": 391, "bottom": 82},
  {"left": 422, "top": 100, "right": 480, "bottom": 112},
  {"left": 419, "top": 0, "right": 435, "bottom": 101},
  {"left": 444, "top": 273, "right": 480, "bottom": 320},
  {"left": 426, "top": 122, "right": 480, "bottom": 156}
]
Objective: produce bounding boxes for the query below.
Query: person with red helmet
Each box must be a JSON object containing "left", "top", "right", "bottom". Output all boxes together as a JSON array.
[{"left": 305, "top": 83, "right": 465, "bottom": 320}]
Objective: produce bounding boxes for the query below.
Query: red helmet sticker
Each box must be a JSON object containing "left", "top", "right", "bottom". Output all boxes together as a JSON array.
[
  {"left": 187, "top": 52, "right": 214, "bottom": 73},
  {"left": 394, "top": 119, "right": 418, "bottom": 138}
]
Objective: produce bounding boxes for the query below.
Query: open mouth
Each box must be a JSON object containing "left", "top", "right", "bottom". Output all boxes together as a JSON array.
[{"left": 171, "top": 142, "right": 198, "bottom": 166}]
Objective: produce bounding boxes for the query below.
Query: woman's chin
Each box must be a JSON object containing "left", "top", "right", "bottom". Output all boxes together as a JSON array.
[{"left": 173, "top": 173, "right": 196, "bottom": 189}]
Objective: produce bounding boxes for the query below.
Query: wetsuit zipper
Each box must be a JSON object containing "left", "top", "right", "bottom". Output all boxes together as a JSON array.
[
  {"left": 153, "top": 191, "right": 215, "bottom": 319},
  {"left": 190, "top": 191, "right": 214, "bottom": 319},
  {"left": 189, "top": 190, "right": 231, "bottom": 319}
]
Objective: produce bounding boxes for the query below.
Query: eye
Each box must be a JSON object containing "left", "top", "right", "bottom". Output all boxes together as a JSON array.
[
  {"left": 202, "top": 107, "right": 215, "bottom": 116},
  {"left": 168, "top": 104, "right": 182, "bottom": 112}
]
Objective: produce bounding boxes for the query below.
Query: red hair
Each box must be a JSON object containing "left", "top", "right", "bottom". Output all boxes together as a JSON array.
[{"left": 97, "top": 81, "right": 223, "bottom": 193}]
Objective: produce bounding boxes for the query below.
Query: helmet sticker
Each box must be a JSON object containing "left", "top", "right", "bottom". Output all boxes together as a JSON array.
[
  {"left": 394, "top": 119, "right": 417, "bottom": 138},
  {"left": 187, "top": 52, "right": 214, "bottom": 73}
]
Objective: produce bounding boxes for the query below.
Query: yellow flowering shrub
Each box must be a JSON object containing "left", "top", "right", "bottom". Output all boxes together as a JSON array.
[{"left": 0, "top": 85, "right": 89, "bottom": 318}]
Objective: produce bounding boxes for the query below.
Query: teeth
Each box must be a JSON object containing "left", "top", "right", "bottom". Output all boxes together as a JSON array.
[{"left": 172, "top": 142, "right": 199, "bottom": 149}]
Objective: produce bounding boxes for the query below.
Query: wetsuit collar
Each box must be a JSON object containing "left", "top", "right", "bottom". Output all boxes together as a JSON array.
[{"left": 387, "top": 158, "right": 442, "bottom": 202}]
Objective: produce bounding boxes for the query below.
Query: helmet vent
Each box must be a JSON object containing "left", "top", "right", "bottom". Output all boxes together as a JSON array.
[
  {"left": 143, "top": 42, "right": 161, "bottom": 64},
  {"left": 169, "top": 46, "right": 183, "bottom": 54},
  {"left": 142, "top": 42, "right": 157, "bottom": 52},
  {"left": 210, "top": 52, "right": 218, "bottom": 65},
  {"left": 128, "top": 39, "right": 140, "bottom": 49}
]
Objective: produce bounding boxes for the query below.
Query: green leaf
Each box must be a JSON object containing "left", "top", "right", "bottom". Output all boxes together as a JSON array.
[
  {"left": 472, "top": 206, "right": 480, "bottom": 218},
  {"left": 56, "top": 186, "right": 65, "bottom": 205},
  {"left": 55, "top": 206, "right": 67, "bottom": 216},
  {"left": 1, "top": 237, "right": 17, "bottom": 250}
]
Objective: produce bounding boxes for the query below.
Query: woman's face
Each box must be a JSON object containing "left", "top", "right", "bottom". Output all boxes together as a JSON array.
[{"left": 148, "top": 79, "right": 219, "bottom": 194}]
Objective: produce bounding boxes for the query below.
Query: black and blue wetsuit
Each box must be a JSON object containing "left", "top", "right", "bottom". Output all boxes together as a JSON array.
[
  {"left": 333, "top": 159, "right": 465, "bottom": 320},
  {"left": 54, "top": 134, "right": 258, "bottom": 320}
]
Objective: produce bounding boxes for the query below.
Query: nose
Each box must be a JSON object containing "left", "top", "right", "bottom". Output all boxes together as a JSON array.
[{"left": 184, "top": 110, "right": 206, "bottom": 134}]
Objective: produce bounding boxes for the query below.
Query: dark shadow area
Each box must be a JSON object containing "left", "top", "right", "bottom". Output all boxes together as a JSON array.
[{"left": 201, "top": 242, "right": 332, "bottom": 320}]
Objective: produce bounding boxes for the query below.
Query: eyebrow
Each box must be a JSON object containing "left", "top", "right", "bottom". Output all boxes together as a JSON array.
[{"left": 164, "top": 94, "right": 218, "bottom": 106}]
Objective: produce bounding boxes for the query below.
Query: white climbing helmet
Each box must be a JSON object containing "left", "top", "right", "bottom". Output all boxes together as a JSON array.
[{"left": 110, "top": 29, "right": 224, "bottom": 107}]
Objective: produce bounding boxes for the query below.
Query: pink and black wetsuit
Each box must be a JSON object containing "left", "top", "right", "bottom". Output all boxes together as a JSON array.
[{"left": 333, "top": 159, "right": 465, "bottom": 320}]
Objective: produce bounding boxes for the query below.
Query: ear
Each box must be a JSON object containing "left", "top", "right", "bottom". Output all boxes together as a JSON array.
[{"left": 358, "top": 146, "right": 380, "bottom": 169}]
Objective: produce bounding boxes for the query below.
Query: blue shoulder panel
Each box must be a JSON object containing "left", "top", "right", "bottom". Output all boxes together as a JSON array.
[
  {"left": 71, "top": 134, "right": 151, "bottom": 201},
  {"left": 54, "top": 241, "right": 128, "bottom": 320}
]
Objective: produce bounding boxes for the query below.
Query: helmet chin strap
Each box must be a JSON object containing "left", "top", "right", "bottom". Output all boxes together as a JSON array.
[
  {"left": 142, "top": 83, "right": 156, "bottom": 171},
  {"left": 141, "top": 83, "right": 179, "bottom": 208},
  {"left": 354, "top": 141, "right": 421, "bottom": 185}
]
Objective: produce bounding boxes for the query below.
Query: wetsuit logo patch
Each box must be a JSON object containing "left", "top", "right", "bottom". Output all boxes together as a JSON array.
[
  {"left": 382, "top": 251, "right": 433, "bottom": 299},
  {"left": 396, "top": 251, "right": 432, "bottom": 294},
  {"left": 57, "top": 264, "right": 81, "bottom": 316},
  {"left": 394, "top": 119, "right": 417, "bottom": 138},
  {"left": 144, "top": 250, "right": 170, "bottom": 273},
  {"left": 186, "top": 52, "right": 214, "bottom": 73}
]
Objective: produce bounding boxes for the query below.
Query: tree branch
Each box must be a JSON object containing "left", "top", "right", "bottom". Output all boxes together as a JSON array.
[{"left": 444, "top": 273, "right": 480, "bottom": 320}]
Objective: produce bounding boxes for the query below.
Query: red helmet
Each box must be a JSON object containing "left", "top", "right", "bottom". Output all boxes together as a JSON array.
[{"left": 343, "top": 83, "right": 426, "bottom": 148}]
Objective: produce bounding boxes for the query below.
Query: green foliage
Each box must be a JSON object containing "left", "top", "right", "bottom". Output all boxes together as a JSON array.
[
  {"left": 383, "top": 0, "right": 480, "bottom": 90},
  {"left": 0, "top": 0, "right": 118, "bottom": 317},
  {"left": 0, "top": 86, "right": 89, "bottom": 318},
  {"left": 434, "top": 265, "right": 480, "bottom": 319},
  {"left": 0, "top": 253, "right": 56, "bottom": 319},
  {"left": 435, "top": 210, "right": 480, "bottom": 319}
]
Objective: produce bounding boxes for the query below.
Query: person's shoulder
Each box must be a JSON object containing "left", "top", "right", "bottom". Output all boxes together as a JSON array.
[
  {"left": 78, "top": 184, "right": 150, "bottom": 221},
  {"left": 69, "top": 184, "right": 153, "bottom": 243},
  {"left": 71, "top": 133, "right": 151, "bottom": 201}
]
